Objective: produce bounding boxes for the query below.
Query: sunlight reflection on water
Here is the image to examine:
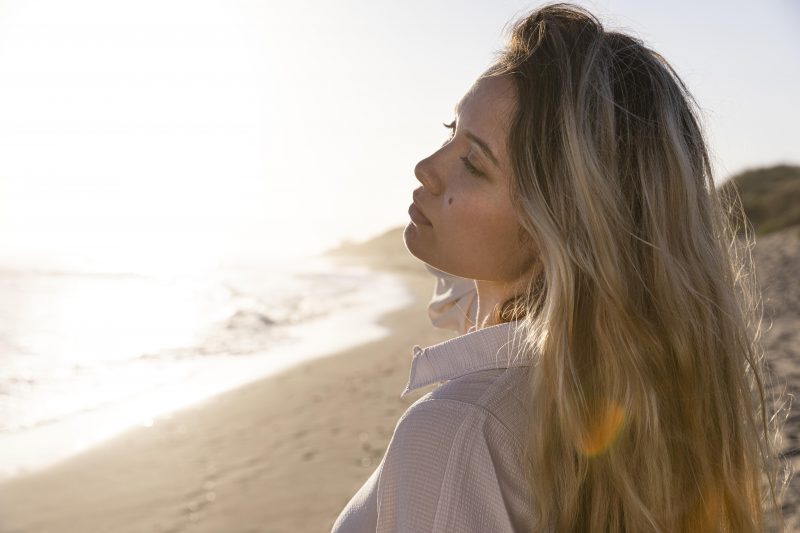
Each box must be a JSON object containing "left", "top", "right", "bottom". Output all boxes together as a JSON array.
[{"left": 0, "top": 255, "right": 411, "bottom": 480}]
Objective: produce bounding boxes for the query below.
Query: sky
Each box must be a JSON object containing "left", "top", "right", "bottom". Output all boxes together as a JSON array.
[{"left": 0, "top": 0, "right": 797, "bottom": 274}]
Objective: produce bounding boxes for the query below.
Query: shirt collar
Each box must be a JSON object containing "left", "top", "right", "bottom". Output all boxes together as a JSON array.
[{"left": 401, "top": 320, "right": 532, "bottom": 398}]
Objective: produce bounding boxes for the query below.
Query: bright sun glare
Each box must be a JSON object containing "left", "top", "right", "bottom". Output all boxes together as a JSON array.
[{"left": 0, "top": 1, "right": 280, "bottom": 275}]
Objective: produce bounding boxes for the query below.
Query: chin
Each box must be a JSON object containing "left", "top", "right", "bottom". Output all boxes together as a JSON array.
[{"left": 402, "top": 223, "right": 426, "bottom": 261}]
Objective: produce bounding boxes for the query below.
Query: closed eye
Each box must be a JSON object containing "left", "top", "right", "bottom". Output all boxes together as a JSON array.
[
  {"left": 443, "top": 120, "right": 484, "bottom": 178},
  {"left": 460, "top": 156, "right": 483, "bottom": 177}
]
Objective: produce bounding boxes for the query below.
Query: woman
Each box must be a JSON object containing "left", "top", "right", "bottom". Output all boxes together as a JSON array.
[{"left": 333, "top": 3, "right": 790, "bottom": 531}]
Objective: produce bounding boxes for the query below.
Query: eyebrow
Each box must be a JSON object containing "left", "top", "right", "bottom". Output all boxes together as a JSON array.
[{"left": 453, "top": 101, "right": 500, "bottom": 169}]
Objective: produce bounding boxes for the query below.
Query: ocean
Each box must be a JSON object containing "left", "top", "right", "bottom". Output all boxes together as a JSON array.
[{"left": 0, "top": 254, "right": 412, "bottom": 480}]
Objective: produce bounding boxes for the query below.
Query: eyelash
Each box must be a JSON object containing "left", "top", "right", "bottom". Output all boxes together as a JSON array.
[{"left": 442, "top": 120, "right": 484, "bottom": 177}]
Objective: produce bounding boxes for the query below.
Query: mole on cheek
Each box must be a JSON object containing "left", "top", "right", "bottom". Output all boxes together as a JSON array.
[{"left": 448, "top": 197, "right": 453, "bottom": 205}]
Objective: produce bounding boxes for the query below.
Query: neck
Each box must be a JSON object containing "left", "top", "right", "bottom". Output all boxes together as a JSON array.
[{"left": 473, "top": 278, "right": 524, "bottom": 330}]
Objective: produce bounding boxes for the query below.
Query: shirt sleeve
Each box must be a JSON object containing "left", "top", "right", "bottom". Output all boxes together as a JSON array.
[
  {"left": 375, "top": 397, "right": 530, "bottom": 532},
  {"left": 423, "top": 263, "right": 477, "bottom": 335}
]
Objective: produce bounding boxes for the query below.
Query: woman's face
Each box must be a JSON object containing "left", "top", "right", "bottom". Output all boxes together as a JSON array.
[{"left": 404, "top": 75, "right": 537, "bottom": 282}]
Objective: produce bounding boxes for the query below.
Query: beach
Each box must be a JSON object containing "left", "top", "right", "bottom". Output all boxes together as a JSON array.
[
  {"left": 0, "top": 229, "right": 456, "bottom": 533},
  {"left": 0, "top": 226, "right": 797, "bottom": 532}
]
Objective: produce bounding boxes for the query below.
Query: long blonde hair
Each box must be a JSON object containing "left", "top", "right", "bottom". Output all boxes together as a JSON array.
[{"left": 486, "top": 4, "right": 791, "bottom": 531}]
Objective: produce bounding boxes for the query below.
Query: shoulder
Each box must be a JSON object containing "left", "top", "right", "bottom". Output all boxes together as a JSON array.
[
  {"left": 376, "top": 377, "right": 534, "bottom": 531},
  {"left": 389, "top": 370, "right": 527, "bottom": 460},
  {"left": 426, "top": 367, "right": 532, "bottom": 451},
  {"left": 393, "top": 393, "right": 490, "bottom": 444},
  {"left": 389, "top": 394, "right": 477, "bottom": 453}
]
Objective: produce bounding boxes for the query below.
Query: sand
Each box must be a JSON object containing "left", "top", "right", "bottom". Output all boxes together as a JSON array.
[
  {"left": 0, "top": 226, "right": 796, "bottom": 532},
  {"left": 750, "top": 226, "right": 800, "bottom": 530}
]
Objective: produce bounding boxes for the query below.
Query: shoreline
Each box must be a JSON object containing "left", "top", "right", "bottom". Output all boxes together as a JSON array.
[
  {"left": 0, "top": 250, "right": 456, "bottom": 533},
  {"left": 0, "top": 253, "right": 411, "bottom": 482},
  {"left": 0, "top": 225, "right": 796, "bottom": 531}
]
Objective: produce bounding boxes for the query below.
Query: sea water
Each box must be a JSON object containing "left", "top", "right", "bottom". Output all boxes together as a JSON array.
[{"left": 0, "top": 253, "right": 412, "bottom": 480}]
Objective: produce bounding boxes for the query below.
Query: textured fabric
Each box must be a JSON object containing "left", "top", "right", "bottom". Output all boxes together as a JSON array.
[
  {"left": 399, "top": 320, "right": 531, "bottom": 399},
  {"left": 423, "top": 263, "right": 478, "bottom": 336},
  {"left": 332, "top": 267, "right": 536, "bottom": 532}
]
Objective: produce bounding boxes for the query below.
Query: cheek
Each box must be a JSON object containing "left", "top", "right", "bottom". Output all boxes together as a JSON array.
[
  {"left": 444, "top": 196, "right": 523, "bottom": 267},
  {"left": 434, "top": 192, "right": 532, "bottom": 281}
]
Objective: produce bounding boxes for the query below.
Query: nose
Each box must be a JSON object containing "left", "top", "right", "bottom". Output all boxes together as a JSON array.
[{"left": 414, "top": 154, "right": 443, "bottom": 195}]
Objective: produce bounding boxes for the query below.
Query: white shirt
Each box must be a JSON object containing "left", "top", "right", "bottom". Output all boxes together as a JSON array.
[
  {"left": 423, "top": 264, "right": 479, "bottom": 336},
  {"left": 331, "top": 265, "right": 536, "bottom": 532}
]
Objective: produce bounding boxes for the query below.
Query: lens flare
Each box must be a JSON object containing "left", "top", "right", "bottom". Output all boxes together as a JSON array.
[{"left": 579, "top": 401, "right": 625, "bottom": 457}]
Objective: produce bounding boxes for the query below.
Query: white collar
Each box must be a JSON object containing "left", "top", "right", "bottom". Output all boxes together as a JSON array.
[{"left": 401, "top": 320, "right": 532, "bottom": 398}]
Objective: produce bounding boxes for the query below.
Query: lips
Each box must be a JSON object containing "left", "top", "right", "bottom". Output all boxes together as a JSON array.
[{"left": 408, "top": 201, "right": 432, "bottom": 226}]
